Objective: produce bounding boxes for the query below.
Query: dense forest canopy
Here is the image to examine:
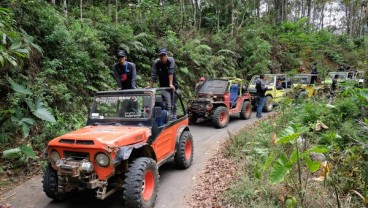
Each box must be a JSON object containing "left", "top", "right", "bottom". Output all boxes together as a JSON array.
[{"left": 0, "top": 0, "right": 366, "bottom": 161}]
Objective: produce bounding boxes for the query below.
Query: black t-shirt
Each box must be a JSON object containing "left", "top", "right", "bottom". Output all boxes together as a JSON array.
[
  {"left": 113, "top": 62, "right": 136, "bottom": 89},
  {"left": 152, "top": 57, "right": 179, "bottom": 89}
]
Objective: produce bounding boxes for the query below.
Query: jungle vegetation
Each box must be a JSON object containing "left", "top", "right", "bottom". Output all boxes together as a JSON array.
[{"left": 0, "top": 0, "right": 367, "bottom": 206}]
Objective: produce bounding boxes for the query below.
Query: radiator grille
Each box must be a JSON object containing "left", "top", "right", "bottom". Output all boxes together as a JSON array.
[{"left": 64, "top": 151, "right": 90, "bottom": 161}]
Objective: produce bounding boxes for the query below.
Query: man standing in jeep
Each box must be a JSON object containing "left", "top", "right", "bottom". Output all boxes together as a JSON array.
[
  {"left": 111, "top": 50, "right": 137, "bottom": 89},
  {"left": 310, "top": 62, "right": 318, "bottom": 84},
  {"left": 256, "top": 74, "right": 268, "bottom": 118},
  {"left": 148, "top": 48, "right": 179, "bottom": 119}
]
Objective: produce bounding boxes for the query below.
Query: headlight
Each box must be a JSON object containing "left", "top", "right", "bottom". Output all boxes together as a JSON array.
[
  {"left": 50, "top": 150, "right": 60, "bottom": 163},
  {"left": 95, "top": 153, "right": 110, "bottom": 167},
  {"left": 205, "top": 103, "right": 213, "bottom": 110}
]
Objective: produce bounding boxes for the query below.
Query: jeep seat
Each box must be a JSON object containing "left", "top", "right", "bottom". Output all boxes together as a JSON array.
[
  {"left": 230, "top": 84, "right": 239, "bottom": 107},
  {"left": 155, "top": 96, "right": 169, "bottom": 126}
]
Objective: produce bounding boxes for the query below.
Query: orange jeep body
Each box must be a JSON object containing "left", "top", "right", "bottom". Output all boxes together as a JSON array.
[{"left": 43, "top": 88, "right": 194, "bottom": 208}]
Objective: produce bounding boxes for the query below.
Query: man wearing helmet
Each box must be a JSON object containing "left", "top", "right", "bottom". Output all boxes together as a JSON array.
[{"left": 111, "top": 50, "right": 137, "bottom": 89}]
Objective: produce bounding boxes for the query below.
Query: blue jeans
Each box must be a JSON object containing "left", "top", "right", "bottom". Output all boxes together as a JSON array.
[{"left": 256, "top": 96, "right": 266, "bottom": 118}]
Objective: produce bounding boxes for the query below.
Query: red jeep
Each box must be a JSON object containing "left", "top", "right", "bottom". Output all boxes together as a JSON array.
[
  {"left": 42, "top": 88, "right": 193, "bottom": 208},
  {"left": 187, "top": 77, "right": 252, "bottom": 128}
]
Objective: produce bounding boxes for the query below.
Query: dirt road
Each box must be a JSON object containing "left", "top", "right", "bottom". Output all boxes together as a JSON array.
[{"left": 3, "top": 112, "right": 264, "bottom": 208}]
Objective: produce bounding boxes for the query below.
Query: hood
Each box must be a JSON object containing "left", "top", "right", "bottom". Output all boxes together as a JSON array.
[{"left": 49, "top": 126, "right": 151, "bottom": 148}]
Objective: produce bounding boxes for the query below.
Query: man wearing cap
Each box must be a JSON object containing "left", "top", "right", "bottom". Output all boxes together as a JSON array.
[
  {"left": 111, "top": 50, "right": 137, "bottom": 89},
  {"left": 195, "top": 77, "right": 205, "bottom": 93},
  {"left": 148, "top": 48, "right": 179, "bottom": 119}
]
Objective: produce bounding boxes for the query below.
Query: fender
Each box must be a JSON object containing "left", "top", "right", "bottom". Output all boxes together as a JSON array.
[
  {"left": 113, "top": 143, "right": 146, "bottom": 164},
  {"left": 175, "top": 125, "right": 190, "bottom": 150}
]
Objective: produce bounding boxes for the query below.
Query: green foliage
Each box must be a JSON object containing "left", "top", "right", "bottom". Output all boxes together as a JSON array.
[
  {"left": 26, "top": 98, "right": 56, "bottom": 123},
  {"left": 226, "top": 89, "right": 368, "bottom": 207},
  {"left": 0, "top": 0, "right": 366, "bottom": 196},
  {"left": 3, "top": 144, "right": 37, "bottom": 164}
]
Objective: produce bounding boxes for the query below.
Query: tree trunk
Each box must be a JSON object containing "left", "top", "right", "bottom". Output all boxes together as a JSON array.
[
  {"left": 320, "top": 2, "right": 325, "bottom": 29},
  {"left": 306, "top": 0, "right": 312, "bottom": 24},
  {"left": 192, "top": 0, "right": 197, "bottom": 30},
  {"left": 80, "top": 0, "right": 83, "bottom": 22},
  {"left": 63, "top": 0, "right": 67, "bottom": 17},
  {"left": 115, "top": 0, "right": 118, "bottom": 27},
  {"left": 179, "top": 0, "right": 184, "bottom": 29},
  {"left": 231, "top": 0, "right": 236, "bottom": 37},
  {"left": 51, "top": 0, "right": 55, "bottom": 4},
  {"left": 348, "top": 1, "right": 353, "bottom": 37}
]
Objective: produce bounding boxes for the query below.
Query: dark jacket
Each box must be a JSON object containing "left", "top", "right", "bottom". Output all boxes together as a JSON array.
[
  {"left": 256, "top": 79, "right": 268, "bottom": 97},
  {"left": 331, "top": 78, "right": 337, "bottom": 90},
  {"left": 112, "top": 62, "right": 137, "bottom": 89},
  {"left": 151, "top": 57, "right": 179, "bottom": 89}
]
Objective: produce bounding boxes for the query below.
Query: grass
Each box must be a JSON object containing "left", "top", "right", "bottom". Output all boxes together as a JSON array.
[{"left": 222, "top": 93, "right": 367, "bottom": 207}]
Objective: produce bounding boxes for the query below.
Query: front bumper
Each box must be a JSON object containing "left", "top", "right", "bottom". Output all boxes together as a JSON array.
[{"left": 187, "top": 101, "right": 213, "bottom": 118}]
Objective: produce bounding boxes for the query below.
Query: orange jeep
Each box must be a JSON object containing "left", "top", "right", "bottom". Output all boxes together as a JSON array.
[{"left": 42, "top": 88, "right": 193, "bottom": 208}]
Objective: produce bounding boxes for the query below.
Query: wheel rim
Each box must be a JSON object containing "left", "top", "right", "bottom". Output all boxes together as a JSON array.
[
  {"left": 184, "top": 140, "right": 192, "bottom": 160},
  {"left": 267, "top": 99, "right": 272, "bottom": 109},
  {"left": 142, "top": 170, "right": 155, "bottom": 201},
  {"left": 219, "top": 111, "right": 227, "bottom": 125}
]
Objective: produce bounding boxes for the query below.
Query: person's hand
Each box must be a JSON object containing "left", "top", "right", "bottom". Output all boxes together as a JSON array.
[{"left": 169, "top": 84, "right": 175, "bottom": 90}]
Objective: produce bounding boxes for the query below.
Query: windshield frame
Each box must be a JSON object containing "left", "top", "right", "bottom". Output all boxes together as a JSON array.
[
  {"left": 249, "top": 75, "right": 276, "bottom": 86},
  {"left": 197, "top": 79, "right": 230, "bottom": 95},
  {"left": 87, "top": 91, "right": 155, "bottom": 126}
]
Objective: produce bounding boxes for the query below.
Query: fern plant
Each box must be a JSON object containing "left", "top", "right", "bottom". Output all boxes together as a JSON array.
[{"left": 267, "top": 123, "right": 329, "bottom": 207}]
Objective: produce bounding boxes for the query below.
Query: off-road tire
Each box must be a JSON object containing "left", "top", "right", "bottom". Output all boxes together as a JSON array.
[
  {"left": 240, "top": 101, "right": 252, "bottom": 119},
  {"left": 296, "top": 90, "right": 307, "bottom": 99},
  {"left": 42, "top": 163, "right": 65, "bottom": 201},
  {"left": 189, "top": 115, "right": 197, "bottom": 125},
  {"left": 174, "top": 131, "right": 194, "bottom": 169},
  {"left": 123, "top": 157, "right": 159, "bottom": 208},
  {"left": 212, "top": 106, "right": 229, "bottom": 128},
  {"left": 263, "top": 96, "right": 273, "bottom": 112}
]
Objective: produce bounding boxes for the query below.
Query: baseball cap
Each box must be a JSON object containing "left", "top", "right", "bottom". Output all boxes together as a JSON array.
[
  {"left": 158, "top": 48, "right": 168, "bottom": 56},
  {"left": 117, "top": 50, "right": 127, "bottom": 58}
]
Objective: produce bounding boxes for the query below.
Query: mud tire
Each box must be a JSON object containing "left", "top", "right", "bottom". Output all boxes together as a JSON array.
[
  {"left": 240, "top": 101, "right": 252, "bottom": 119},
  {"left": 263, "top": 96, "right": 273, "bottom": 112},
  {"left": 174, "top": 131, "right": 194, "bottom": 169},
  {"left": 212, "top": 106, "right": 229, "bottom": 128},
  {"left": 189, "top": 115, "right": 197, "bottom": 125},
  {"left": 123, "top": 157, "right": 159, "bottom": 208},
  {"left": 42, "top": 163, "right": 65, "bottom": 201}
]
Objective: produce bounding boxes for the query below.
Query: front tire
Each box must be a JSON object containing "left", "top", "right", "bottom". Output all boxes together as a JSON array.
[
  {"left": 189, "top": 115, "right": 197, "bottom": 125},
  {"left": 123, "top": 158, "right": 159, "bottom": 208},
  {"left": 240, "top": 101, "right": 252, "bottom": 119},
  {"left": 174, "top": 131, "right": 194, "bottom": 169},
  {"left": 42, "top": 163, "right": 65, "bottom": 201},
  {"left": 263, "top": 96, "right": 273, "bottom": 112},
  {"left": 212, "top": 106, "right": 229, "bottom": 128}
]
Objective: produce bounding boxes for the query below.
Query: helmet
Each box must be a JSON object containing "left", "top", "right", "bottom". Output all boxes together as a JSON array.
[
  {"left": 199, "top": 77, "right": 205, "bottom": 81},
  {"left": 117, "top": 50, "right": 126, "bottom": 58}
]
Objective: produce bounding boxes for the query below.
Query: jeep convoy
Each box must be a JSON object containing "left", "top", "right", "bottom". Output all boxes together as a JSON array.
[{"left": 42, "top": 69, "right": 363, "bottom": 207}]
